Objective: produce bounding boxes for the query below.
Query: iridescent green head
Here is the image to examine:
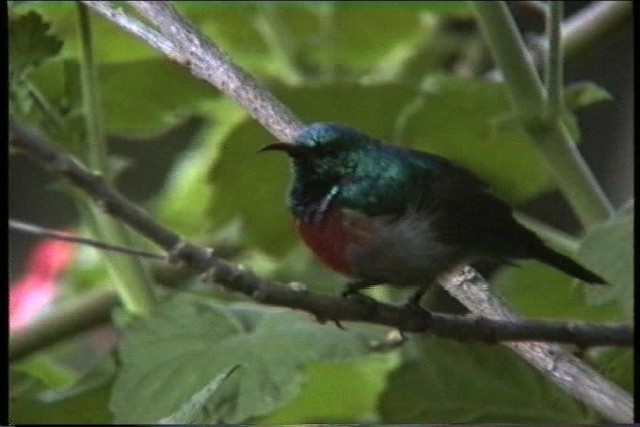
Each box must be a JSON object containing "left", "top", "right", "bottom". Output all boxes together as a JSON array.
[{"left": 260, "top": 123, "right": 375, "bottom": 180}]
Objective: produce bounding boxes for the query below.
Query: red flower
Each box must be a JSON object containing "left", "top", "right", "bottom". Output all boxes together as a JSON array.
[{"left": 9, "top": 238, "right": 74, "bottom": 333}]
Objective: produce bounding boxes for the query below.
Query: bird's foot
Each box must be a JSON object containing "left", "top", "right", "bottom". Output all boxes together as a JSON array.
[
  {"left": 313, "top": 312, "right": 348, "bottom": 330},
  {"left": 404, "top": 287, "right": 427, "bottom": 312},
  {"left": 333, "top": 319, "right": 347, "bottom": 330},
  {"left": 341, "top": 280, "right": 374, "bottom": 297},
  {"left": 341, "top": 281, "right": 379, "bottom": 306},
  {"left": 401, "top": 287, "right": 432, "bottom": 328}
]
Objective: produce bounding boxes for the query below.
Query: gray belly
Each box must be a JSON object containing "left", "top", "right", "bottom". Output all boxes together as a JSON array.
[{"left": 345, "top": 212, "right": 467, "bottom": 287}]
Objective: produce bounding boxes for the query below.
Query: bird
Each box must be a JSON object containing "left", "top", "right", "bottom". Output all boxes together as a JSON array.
[{"left": 261, "top": 122, "right": 607, "bottom": 306}]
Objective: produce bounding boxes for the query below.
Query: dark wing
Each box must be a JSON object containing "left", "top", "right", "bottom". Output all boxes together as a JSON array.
[
  {"left": 404, "top": 147, "right": 488, "bottom": 209},
  {"left": 407, "top": 149, "right": 545, "bottom": 258}
]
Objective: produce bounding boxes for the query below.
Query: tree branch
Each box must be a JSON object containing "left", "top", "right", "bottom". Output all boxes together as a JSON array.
[
  {"left": 83, "top": 1, "right": 304, "bottom": 144},
  {"left": 26, "top": 2, "right": 632, "bottom": 422},
  {"left": 9, "top": 120, "right": 633, "bottom": 422}
]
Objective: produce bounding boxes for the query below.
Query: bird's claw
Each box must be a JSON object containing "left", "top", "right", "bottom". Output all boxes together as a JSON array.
[
  {"left": 404, "top": 287, "right": 427, "bottom": 311},
  {"left": 333, "top": 319, "right": 347, "bottom": 330},
  {"left": 313, "top": 313, "right": 348, "bottom": 330}
]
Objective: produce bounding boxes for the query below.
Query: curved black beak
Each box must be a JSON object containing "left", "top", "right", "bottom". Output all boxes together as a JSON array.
[{"left": 259, "top": 142, "right": 303, "bottom": 157}]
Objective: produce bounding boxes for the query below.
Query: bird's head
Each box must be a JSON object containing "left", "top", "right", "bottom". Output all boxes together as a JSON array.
[{"left": 260, "top": 123, "right": 370, "bottom": 181}]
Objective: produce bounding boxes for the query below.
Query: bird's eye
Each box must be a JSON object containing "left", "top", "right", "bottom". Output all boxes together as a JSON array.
[{"left": 318, "top": 139, "right": 345, "bottom": 155}]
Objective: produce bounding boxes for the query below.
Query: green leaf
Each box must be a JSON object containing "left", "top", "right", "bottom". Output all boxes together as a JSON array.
[
  {"left": 30, "top": 58, "right": 214, "bottom": 138},
  {"left": 154, "top": 101, "right": 246, "bottom": 237},
  {"left": 12, "top": 355, "right": 78, "bottom": 391},
  {"left": 158, "top": 365, "right": 241, "bottom": 424},
  {"left": 492, "top": 260, "right": 619, "bottom": 322},
  {"left": 176, "top": 2, "right": 471, "bottom": 81},
  {"left": 578, "top": 209, "right": 634, "bottom": 321},
  {"left": 260, "top": 354, "right": 397, "bottom": 424},
  {"left": 379, "top": 337, "right": 591, "bottom": 423},
  {"left": 10, "top": 379, "right": 113, "bottom": 424},
  {"left": 10, "top": 357, "right": 114, "bottom": 424},
  {"left": 564, "top": 82, "right": 613, "bottom": 110},
  {"left": 111, "top": 297, "right": 372, "bottom": 423},
  {"left": 99, "top": 60, "right": 213, "bottom": 136},
  {"left": 405, "top": 75, "right": 554, "bottom": 204},
  {"left": 14, "top": 2, "right": 160, "bottom": 64},
  {"left": 9, "top": 10, "right": 63, "bottom": 78}
]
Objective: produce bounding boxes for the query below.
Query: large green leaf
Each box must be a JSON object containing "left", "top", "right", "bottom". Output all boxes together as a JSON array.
[
  {"left": 153, "top": 101, "right": 246, "bottom": 237},
  {"left": 491, "top": 210, "right": 633, "bottom": 335},
  {"left": 10, "top": 355, "right": 115, "bottom": 424},
  {"left": 30, "top": 58, "right": 214, "bottom": 138},
  {"left": 10, "top": 379, "right": 113, "bottom": 424},
  {"left": 9, "top": 10, "right": 63, "bottom": 78},
  {"left": 403, "top": 75, "right": 554, "bottom": 204},
  {"left": 260, "top": 354, "right": 397, "bottom": 423},
  {"left": 177, "top": 2, "right": 472, "bottom": 80},
  {"left": 11, "top": 355, "right": 78, "bottom": 393},
  {"left": 496, "top": 208, "right": 633, "bottom": 323},
  {"left": 111, "top": 297, "right": 372, "bottom": 423},
  {"left": 158, "top": 365, "right": 241, "bottom": 424},
  {"left": 99, "top": 60, "right": 213, "bottom": 136},
  {"left": 578, "top": 209, "right": 634, "bottom": 321},
  {"left": 378, "top": 337, "right": 591, "bottom": 423},
  {"left": 492, "top": 261, "right": 619, "bottom": 323}
]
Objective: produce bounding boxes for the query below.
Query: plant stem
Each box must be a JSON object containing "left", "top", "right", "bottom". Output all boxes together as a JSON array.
[
  {"left": 534, "top": 123, "right": 613, "bottom": 225},
  {"left": 24, "top": 79, "right": 65, "bottom": 128},
  {"left": 77, "top": 3, "right": 106, "bottom": 172},
  {"left": 562, "top": 1, "right": 632, "bottom": 60},
  {"left": 77, "top": 3, "right": 156, "bottom": 315},
  {"left": 471, "top": 1, "right": 613, "bottom": 227},
  {"left": 472, "top": 1, "right": 545, "bottom": 120},
  {"left": 545, "top": 1, "right": 563, "bottom": 119}
]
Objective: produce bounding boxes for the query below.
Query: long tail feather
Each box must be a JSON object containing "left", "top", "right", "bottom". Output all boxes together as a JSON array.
[{"left": 534, "top": 246, "right": 607, "bottom": 285}]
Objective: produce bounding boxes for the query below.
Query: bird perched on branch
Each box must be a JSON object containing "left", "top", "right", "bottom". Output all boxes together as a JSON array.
[{"left": 262, "top": 122, "right": 606, "bottom": 306}]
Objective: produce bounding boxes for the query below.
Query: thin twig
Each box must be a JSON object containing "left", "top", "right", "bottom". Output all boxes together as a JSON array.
[
  {"left": 544, "top": 1, "right": 564, "bottom": 119},
  {"left": 9, "top": 121, "right": 633, "bottom": 423},
  {"left": 9, "top": 219, "right": 165, "bottom": 260}
]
